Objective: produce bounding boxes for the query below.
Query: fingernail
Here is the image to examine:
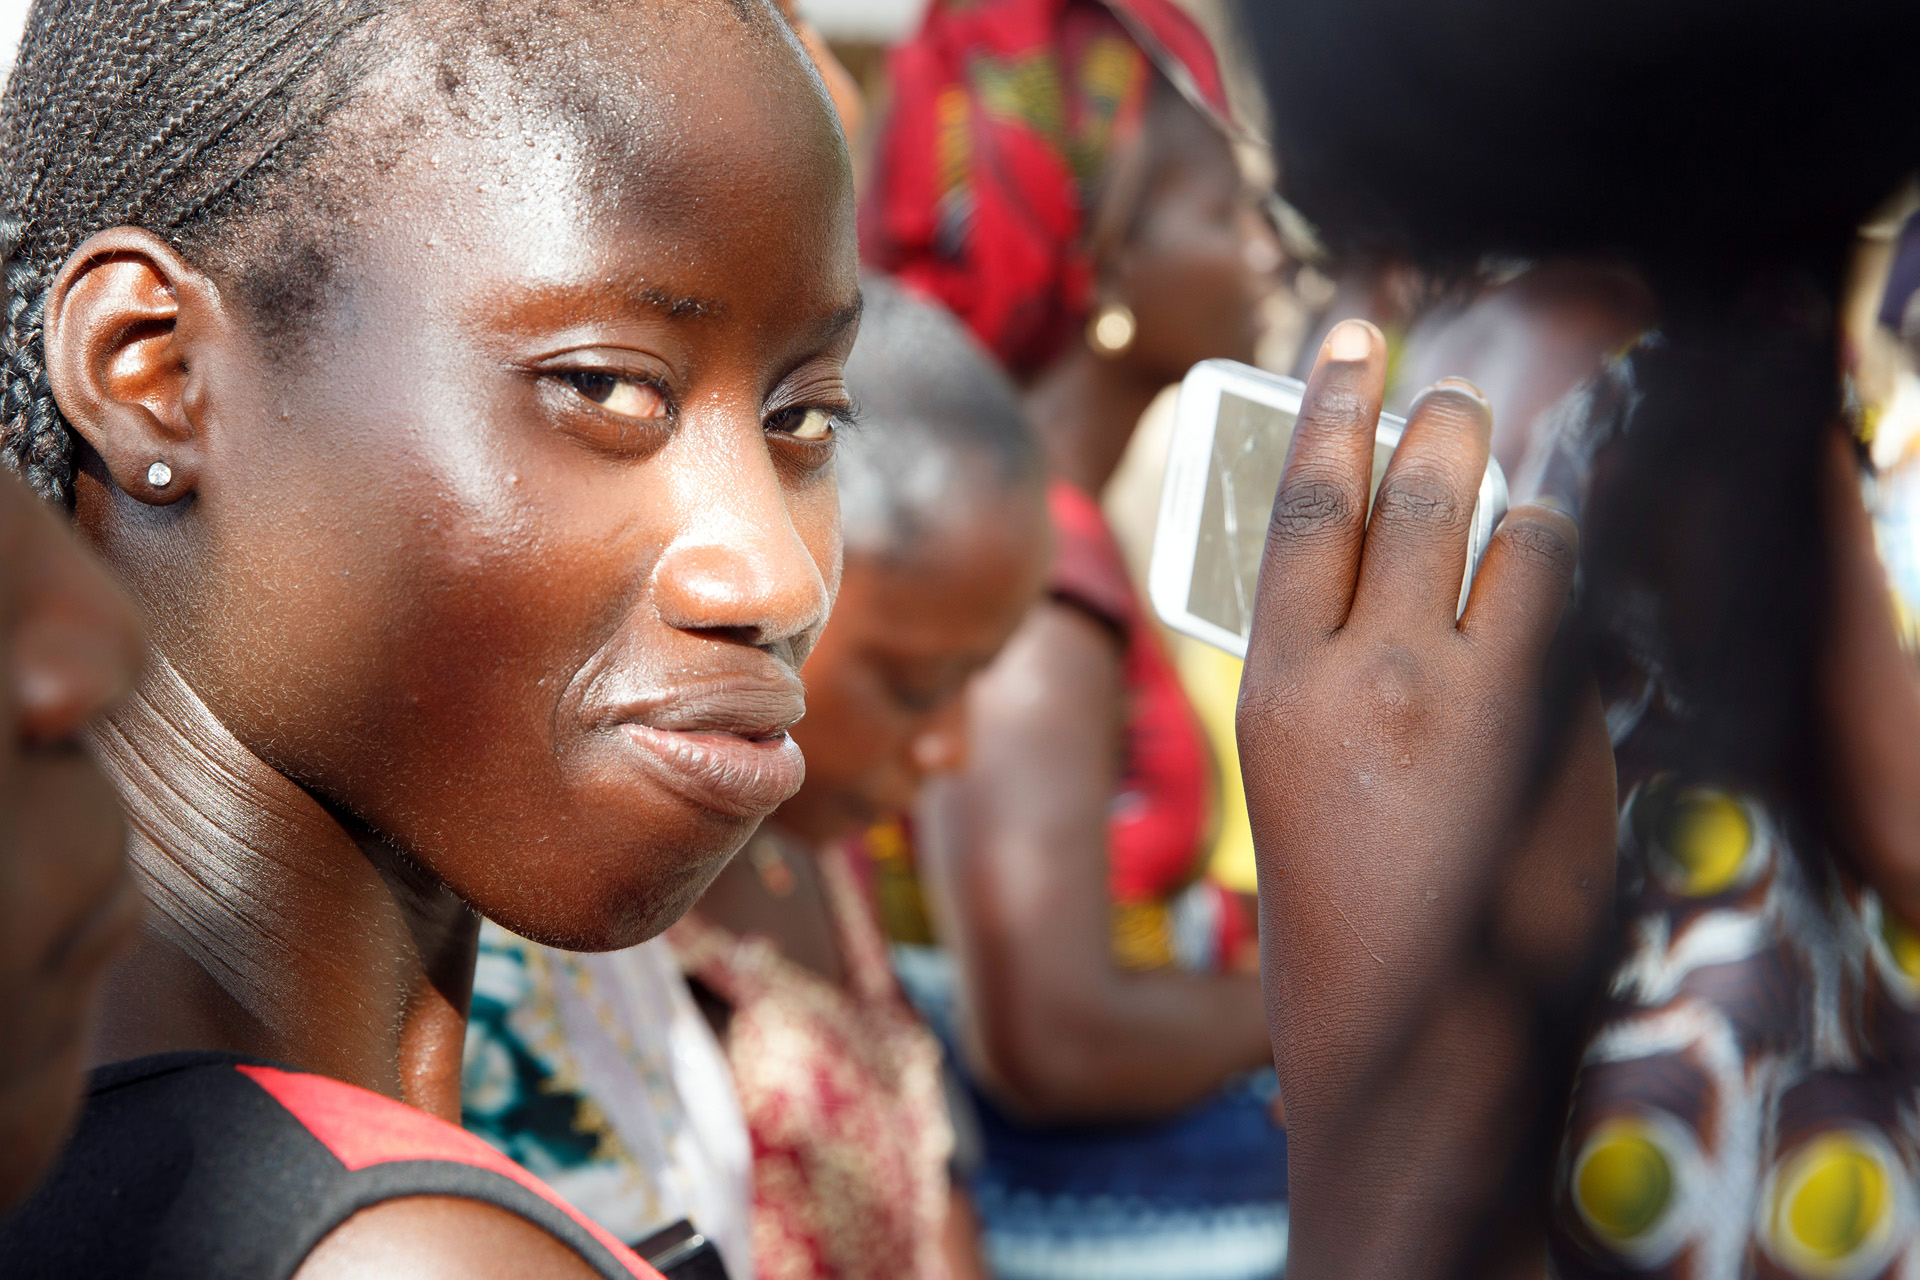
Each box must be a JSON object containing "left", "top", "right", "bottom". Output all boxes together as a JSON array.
[
  {"left": 1532, "top": 493, "right": 1580, "bottom": 523},
  {"left": 1429, "top": 376, "right": 1490, "bottom": 407},
  {"left": 1325, "top": 320, "right": 1374, "bottom": 363}
]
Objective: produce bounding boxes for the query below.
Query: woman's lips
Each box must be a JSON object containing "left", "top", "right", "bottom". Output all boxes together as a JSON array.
[{"left": 619, "top": 722, "right": 806, "bottom": 819}]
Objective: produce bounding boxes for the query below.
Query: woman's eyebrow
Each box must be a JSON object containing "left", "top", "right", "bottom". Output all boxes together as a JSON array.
[
  {"left": 623, "top": 282, "right": 724, "bottom": 321},
  {"left": 820, "top": 296, "right": 864, "bottom": 342}
]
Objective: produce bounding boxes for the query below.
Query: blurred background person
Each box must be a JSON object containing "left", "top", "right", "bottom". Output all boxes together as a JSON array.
[
  {"left": 863, "top": 3, "right": 1291, "bottom": 1277},
  {"left": 1233, "top": 0, "right": 1920, "bottom": 1276},
  {"left": 0, "top": 473, "right": 143, "bottom": 1212},
  {"left": 1390, "top": 258, "right": 1656, "bottom": 477},
  {"left": 674, "top": 277, "right": 1050, "bottom": 1280}
]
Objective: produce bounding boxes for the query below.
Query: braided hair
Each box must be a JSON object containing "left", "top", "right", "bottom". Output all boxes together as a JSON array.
[{"left": 0, "top": 0, "right": 401, "bottom": 505}]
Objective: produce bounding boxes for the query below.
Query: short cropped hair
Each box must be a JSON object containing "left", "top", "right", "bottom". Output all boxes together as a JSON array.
[{"left": 838, "top": 276, "right": 1043, "bottom": 561}]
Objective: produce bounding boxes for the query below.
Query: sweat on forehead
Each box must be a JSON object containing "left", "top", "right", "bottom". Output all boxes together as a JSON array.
[
  {"left": 386, "top": 0, "right": 838, "bottom": 189},
  {"left": 289, "top": 0, "right": 843, "bottom": 268}
]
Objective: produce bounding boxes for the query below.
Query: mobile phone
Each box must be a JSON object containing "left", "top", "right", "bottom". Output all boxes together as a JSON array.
[{"left": 1149, "top": 359, "right": 1509, "bottom": 658}]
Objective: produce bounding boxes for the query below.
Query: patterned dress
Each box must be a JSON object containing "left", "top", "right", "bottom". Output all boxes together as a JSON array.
[
  {"left": 1542, "top": 361, "right": 1920, "bottom": 1277},
  {"left": 461, "top": 929, "right": 756, "bottom": 1279},
  {"left": 669, "top": 842, "right": 956, "bottom": 1280}
]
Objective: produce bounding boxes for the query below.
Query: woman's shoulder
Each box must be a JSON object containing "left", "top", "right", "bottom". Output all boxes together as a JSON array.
[
  {"left": 1045, "top": 480, "right": 1138, "bottom": 634},
  {"left": 292, "top": 1196, "right": 608, "bottom": 1280},
  {"left": 0, "top": 1052, "right": 660, "bottom": 1280}
]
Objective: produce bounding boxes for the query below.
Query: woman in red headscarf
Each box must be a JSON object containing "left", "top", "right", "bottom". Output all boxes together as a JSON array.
[{"left": 864, "top": 4, "right": 1290, "bottom": 1277}]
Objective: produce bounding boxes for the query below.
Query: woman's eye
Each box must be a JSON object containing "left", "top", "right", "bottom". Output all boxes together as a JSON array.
[
  {"left": 558, "top": 371, "right": 668, "bottom": 420},
  {"left": 774, "top": 407, "right": 837, "bottom": 442}
]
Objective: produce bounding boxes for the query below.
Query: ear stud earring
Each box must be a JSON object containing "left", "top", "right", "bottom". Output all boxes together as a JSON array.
[
  {"left": 1087, "top": 302, "right": 1137, "bottom": 357},
  {"left": 147, "top": 460, "right": 172, "bottom": 489}
]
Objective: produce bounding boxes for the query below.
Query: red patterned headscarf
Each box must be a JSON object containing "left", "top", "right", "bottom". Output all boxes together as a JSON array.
[{"left": 861, "top": 0, "right": 1233, "bottom": 377}]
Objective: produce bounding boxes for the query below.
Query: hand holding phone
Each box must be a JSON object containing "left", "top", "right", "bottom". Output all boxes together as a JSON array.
[
  {"left": 1150, "top": 359, "right": 1508, "bottom": 657},
  {"left": 1230, "top": 321, "right": 1615, "bottom": 1278}
]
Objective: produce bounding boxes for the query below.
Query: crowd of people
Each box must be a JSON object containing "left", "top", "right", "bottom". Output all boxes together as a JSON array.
[{"left": 2, "top": 0, "right": 1920, "bottom": 1279}]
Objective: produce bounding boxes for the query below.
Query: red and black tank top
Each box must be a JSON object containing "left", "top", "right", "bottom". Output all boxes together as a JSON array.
[{"left": 0, "top": 1051, "right": 663, "bottom": 1279}]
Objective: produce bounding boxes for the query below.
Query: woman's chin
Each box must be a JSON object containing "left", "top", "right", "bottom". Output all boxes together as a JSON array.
[{"left": 460, "top": 821, "right": 749, "bottom": 953}]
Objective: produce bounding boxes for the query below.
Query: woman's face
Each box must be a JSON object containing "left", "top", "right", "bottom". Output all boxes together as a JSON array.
[
  {"left": 1110, "top": 97, "right": 1281, "bottom": 381},
  {"left": 776, "top": 493, "right": 1049, "bottom": 844},
  {"left": 73, "top": 9, "right": 859, "bottom": 949}
]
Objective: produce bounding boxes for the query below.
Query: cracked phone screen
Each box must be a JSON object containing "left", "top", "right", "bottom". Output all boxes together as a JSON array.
[{"left": 1187, "top": 390, "right": 1393, "bottom": 641}]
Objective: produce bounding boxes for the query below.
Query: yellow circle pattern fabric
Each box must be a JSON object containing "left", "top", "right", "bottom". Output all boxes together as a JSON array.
[{"left": 1573, "top": 1119, "right": 1674, "bottom": 1245}]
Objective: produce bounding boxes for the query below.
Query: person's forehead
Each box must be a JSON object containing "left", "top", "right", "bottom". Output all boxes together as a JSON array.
[
  {"left": 323, "top": 10, "right": 855, "bottom": 305},
  {"left": 383, "top": 3, "right": 841, "bottom": 184},
  {"left": 849, "top": 507, "right": 1044, "bottom": 620}
]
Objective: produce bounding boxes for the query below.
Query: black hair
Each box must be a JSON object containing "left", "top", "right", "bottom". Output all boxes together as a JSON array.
[
  {"left": 0, "top": 0, "right": 804, "bottom": 507},
  {"left": 1244, "top": 0, "right": 1920, "bottom": 835},
  {"left": 839, "top": 275, "right": 1044, "bottom": 559},
  {"left": 0, "top": 0, "right": 396, "bottom": 505}
]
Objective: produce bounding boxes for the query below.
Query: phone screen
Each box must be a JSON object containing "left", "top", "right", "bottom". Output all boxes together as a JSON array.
[{"left": 1186, "top": 390, "right": 1395, "bottom": 640}]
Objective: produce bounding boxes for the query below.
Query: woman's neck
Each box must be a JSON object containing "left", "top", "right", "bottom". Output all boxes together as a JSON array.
[
  {"left": 86, "top": 654, "right": 478, "bottom": 1120},
  {"left": 1024, "top": 344, "right": 1163, "bottom": 494},
  {"left": 693, "top": 820, "right": 849, "bottom": 988}
]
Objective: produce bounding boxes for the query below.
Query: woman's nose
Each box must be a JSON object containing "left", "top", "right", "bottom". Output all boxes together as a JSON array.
[{"left": 651, "top": 453, "right": 834, "bottom": 653}]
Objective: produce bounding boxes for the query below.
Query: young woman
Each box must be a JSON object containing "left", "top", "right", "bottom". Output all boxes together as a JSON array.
[
  {"left": 459, "top": 277, "right": 1050, "bottom": 1280},
  {"left": 863, "top": 2, "right": 1289, "bottom": 1275},
  {"left": 0, "top": 2, "right": 861, "bottom": 1276},
  {"left": 673, "top": 277, "right": 1050, "bottom": 1280},
  {"left": 1233, "top": 1, "right": 1920, "bottom": 1276}
]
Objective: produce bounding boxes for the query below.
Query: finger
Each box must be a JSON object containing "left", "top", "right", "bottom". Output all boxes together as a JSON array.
[
  {"left": 6, "top": 479, "right": 142, "bottom": 745},
  {"left": 1490, "top": 679, "right": 1616, "bottom": 990},
  {"left": 1350, "top": 379, "right": 1494, "bottom": 628},
  {"left": 1457, "top": 501, "right": 1580, "bottom": 671},
  {"left": 1246, "top": 319, "right": 1387, "bottom": 667}
]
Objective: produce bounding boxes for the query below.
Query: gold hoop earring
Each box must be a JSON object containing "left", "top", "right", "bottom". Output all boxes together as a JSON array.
[{"left": 1087, "top": 302, "right": 1136, "bottom": 357}]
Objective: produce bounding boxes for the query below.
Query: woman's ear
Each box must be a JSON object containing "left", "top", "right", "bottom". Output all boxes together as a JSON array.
[{"left": 43, "top": 228, "right": 225, "bottom": 507}]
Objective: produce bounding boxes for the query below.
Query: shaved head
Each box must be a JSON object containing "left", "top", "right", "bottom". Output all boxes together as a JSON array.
[{"left": 838, "top": 276, "right": 1043, "bottom": 562}]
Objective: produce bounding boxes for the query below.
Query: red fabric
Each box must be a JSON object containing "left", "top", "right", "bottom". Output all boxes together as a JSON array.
[
  {"left": 861, "top": 0, "right": 1231, "bottom": 376},
  {"left": 1045, "top": 481, "right": 1210, "bottom": 904},
  {"left": 236, "top": 1064, "right": 661, "bottom": 1279}
]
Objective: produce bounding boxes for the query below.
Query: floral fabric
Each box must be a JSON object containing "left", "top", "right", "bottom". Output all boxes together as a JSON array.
[
  {"left": 670, "top": 844, "right": 956, "bottom": 1280},
  {"left": 1533, "top": 355, "right": 1920, "bottom": 1277}
]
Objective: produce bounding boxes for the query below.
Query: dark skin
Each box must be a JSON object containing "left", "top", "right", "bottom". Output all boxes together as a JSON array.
[
  {"left": 0, "top": 476, "right": 144, "bottom": 1212},
  {"left": 1822, "top": 431, "right": 1920, "bottom": 929},
  {"left": 916, "top": 89, "right": 1286, "bottom": 1120},
  {"left": 1237, "top": 320, "right": 1619, "bottom": 1279},
  {"left": 43, "top": 7, "right": 858, "bottom": 1276},
  {"left": 1393, "top": 259, "right": 1657, "bottom": 472},
  {"left": 1251, "top": 334, "right": 1920, "bottom": 1280},
  {"left": 694, "top": 492, "right": 1047, "bottom": 1280}
]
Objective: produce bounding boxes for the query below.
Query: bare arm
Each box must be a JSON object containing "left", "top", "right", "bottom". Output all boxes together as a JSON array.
[
  {"left": 917, "top": 600, "right": 1273, "bottom": 1123},
  {"left": 942, "top": 1185, "right": 989, "bottom": 1280},
  {"left": 293, "top": 1196, "right": 608, "bottom": 1280},
  {"left": 1821, "top": 432, "right": 1920, "bottom": 925}
]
